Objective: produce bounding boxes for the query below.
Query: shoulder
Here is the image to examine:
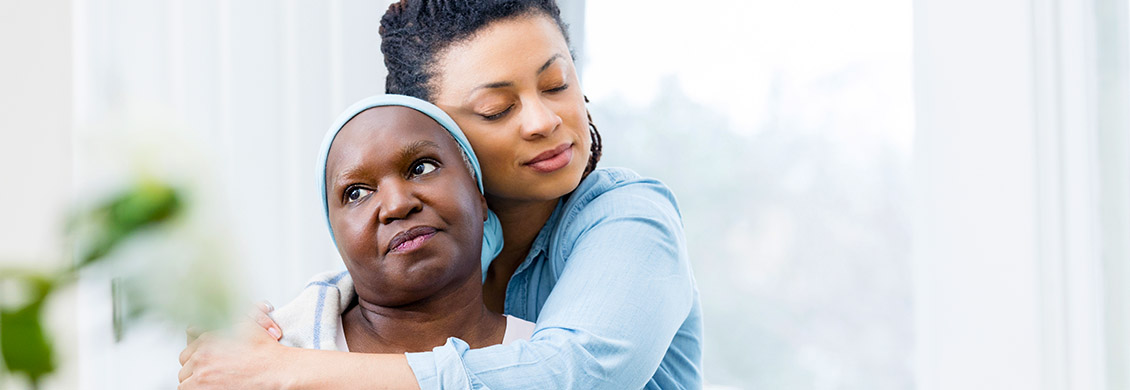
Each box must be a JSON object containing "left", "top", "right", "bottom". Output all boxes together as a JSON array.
[
  {"left": 562, "top": 167, "right": 682, "bottom": 227},
  {"left": 571, "top": 167, "right": 675, "bottom": 199},
  {"left": 275, "top": 270, "right": 351, "bottom": 312},
  {"left": 270, "top": 269, "right": 353, "bottom": 349},
  {"left": 302, "top": 269, "right": 353, "bottom": 290},
  {"left": 551, "top": 167, "right": 685, "bottom": 248}
]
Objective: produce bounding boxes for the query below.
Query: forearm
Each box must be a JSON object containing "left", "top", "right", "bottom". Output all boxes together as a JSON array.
[{"left": 281, "top": 348, "right": 420, "bottom": 390}]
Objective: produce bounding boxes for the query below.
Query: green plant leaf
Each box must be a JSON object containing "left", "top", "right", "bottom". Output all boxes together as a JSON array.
[
  {"left": 0, "top": 278, "right": 55, "bottom": 383},
  {"left": 78, "top": 179, "right": 181, "bottom": 267}
]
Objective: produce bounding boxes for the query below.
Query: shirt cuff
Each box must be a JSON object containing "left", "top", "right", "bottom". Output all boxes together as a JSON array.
[{"left": 404, "top": 337, "right": 476, "bottom": 390}]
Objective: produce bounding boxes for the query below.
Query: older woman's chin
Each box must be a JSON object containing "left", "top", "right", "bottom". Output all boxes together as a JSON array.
[{"left": 349, "top": 262, "right": 477, "bottom": 305}]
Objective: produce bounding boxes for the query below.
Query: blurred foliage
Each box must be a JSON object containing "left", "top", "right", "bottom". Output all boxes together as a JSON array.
[
  {"left": 76, "top": 180, "right": 181, "bottom": 267},
  {"left": 0, "top": 178, "right": 181, "bottom": 388}
]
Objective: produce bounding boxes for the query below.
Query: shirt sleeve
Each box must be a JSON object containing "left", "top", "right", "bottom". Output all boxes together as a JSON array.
[{"left": 405, "top": 178, "right": 698, "bottom": 389}]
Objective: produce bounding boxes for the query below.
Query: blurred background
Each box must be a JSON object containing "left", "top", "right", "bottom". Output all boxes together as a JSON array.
[{"left": 0, "top": 0, "right": 1126, "bottom": 389}]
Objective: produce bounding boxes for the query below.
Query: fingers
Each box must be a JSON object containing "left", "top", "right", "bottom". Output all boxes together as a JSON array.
[
  {"left": 255, "top": 300, "right": 273, "bottom": 314},
  {"left": 186, "top": 325, "right": 203, "bottom": 345},
  {"left": 179, "top": 332, "right": 208, "bottom": 366},
  {"left": 247, "top": 301, "right": 282, "bottom": 340},
  {"left": 237, "top": 315, "right": 280, "bottom": 342},
  {"left": 178, "top": 352, "right": 196, "bottom": 383}
]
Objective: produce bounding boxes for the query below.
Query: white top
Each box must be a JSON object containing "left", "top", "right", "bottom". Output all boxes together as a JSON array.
[
  {"left": 334, "top": 314, "right": 535, "bottom": 352},
  {"left": 271, "top": 270, "right": 535, "bottom": 351}
]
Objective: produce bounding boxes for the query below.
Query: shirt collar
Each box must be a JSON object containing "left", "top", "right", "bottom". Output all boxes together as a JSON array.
[{"left": 511, "top": 198, "right": 565, "bottom": 276}]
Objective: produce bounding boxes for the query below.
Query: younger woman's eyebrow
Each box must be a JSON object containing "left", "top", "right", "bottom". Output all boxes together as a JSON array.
[
  {"left": 471, "top": 53, "right": 566, "bottom": 92},
  {"left": 537, "top": 53, "right": 563, "bottom": 74}
]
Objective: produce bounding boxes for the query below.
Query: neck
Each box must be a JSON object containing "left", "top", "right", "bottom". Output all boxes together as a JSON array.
[
  {"left": 342, "top": 272, "right": 505, "bottom": 353},
  {"left": 486, "top": 197, "right": 559, "bottom": 279},
  {"left": 479, "top": 197, "right": 559, "bottom": 313}
]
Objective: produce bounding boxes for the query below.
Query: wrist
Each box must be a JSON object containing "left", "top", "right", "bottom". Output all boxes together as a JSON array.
[
  {"left": 270, "top": 345, "right": 305, "bottom": 390},
  {"left": 257, "top": 347, "right": 422, "bottom": 390}
]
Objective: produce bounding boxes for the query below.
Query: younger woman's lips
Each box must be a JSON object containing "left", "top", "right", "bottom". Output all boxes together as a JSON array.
[{"left": 524, "top": 144, "right": 573, "bottom": 173}]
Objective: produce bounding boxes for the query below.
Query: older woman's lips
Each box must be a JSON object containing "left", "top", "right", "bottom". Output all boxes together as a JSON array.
[
  {"left": 387, "top": 226, "right": 438, "bottom": 254},
  {"left": 524, "top": 144, "right": 573, "bottom": 173}
]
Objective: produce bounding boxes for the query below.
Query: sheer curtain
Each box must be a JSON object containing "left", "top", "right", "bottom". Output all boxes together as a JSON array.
[
  {"left": 73, "top": 0, "right": 389, "bottom": 387},
  {"left": 912, "top": 0, "right": 1129, "bottom": 388}
]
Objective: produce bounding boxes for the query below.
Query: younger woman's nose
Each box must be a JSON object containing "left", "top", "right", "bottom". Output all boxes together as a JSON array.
[{"left": 519, "top": 98, "right": 562, "bottom": 140}]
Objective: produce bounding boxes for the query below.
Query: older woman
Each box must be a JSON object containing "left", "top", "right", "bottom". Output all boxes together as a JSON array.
[
  {"left": 268, "top": 94, "right": 533, "bottom": 353},
  {"left": 179, "top": 1, "right": 701, "bottom": 389}
]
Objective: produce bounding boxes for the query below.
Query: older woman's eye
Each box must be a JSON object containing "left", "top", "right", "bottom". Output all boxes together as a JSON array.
[
  {"left": 345, "top": 187, "right": 372, "bottom": 204},
  {"left": 411, "top": 161, "right": 438, "bottom": 176}
]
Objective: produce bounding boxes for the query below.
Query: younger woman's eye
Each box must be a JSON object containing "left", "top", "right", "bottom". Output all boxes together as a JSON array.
[
  {"left": 411, "top": 160, "right": 439, "bottom": 176},
  {"left": 545, "top": 83, "right": 568, "bottom": 93},
  {"left": 481, "top": 105, "right": 513, "bottom": 121},
  {"left": 345, "top": 187, "right": 372, "bottom": 204}
]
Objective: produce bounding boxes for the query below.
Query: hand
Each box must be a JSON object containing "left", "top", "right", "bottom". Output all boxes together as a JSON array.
[
  {"left": 185, "top": 301, "right": 283, "bottom": 344},
  {"left": 178, "top": 302, "right": 288, "bottom": 389},
  {"left": 251, "top": 300, "right": 284, "bottom": 340}
]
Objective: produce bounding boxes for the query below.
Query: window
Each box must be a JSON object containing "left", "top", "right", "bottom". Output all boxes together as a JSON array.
[{"left": 582, "top": 1, "right": 915, "bottom": 388}]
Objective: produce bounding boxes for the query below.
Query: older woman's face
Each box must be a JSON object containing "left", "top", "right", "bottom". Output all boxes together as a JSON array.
[
  {"left": 432, "top": 14, "right": 590, "bottom": 205},
  {"left": 325, "top": 106, "right": 487, "bottom": 306}
]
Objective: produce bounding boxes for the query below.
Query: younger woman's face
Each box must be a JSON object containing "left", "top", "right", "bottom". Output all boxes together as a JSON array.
[
  {"left": 325, "top": 106, "right": 487, "bottom": 306},
  {"left": 432, "top": 14, "right": 590, "bottom": 205}
]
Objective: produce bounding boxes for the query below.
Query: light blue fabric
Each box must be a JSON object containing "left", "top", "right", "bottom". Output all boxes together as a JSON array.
[
  {"left": 405, "top": 167, "right": 703, "bottom": 389},
  {"left": 316, "top": 94, "right": 503, "bottom": 273}
]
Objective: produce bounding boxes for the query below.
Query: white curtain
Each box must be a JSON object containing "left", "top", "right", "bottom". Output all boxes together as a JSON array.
[
  {"left": 74, "top": 0, "right": 390, "bottom": 387},
  {"left": 912, "top": 0, "right": 1130, "bottom": 388}
]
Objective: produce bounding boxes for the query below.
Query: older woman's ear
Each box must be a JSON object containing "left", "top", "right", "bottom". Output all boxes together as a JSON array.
[{"left": 479, "top": 195, "right": 489, "bottom": 222}]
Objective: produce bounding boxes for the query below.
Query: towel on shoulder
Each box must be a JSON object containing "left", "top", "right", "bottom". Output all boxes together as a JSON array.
[{"left": 269, "top": 270, "right": 536, "bottom": 351}]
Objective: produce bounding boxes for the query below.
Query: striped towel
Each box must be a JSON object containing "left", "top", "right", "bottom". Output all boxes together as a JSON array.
[
  {"left": 270, "top": 269, "right": 536, "bottom": 351},
  {"left": 270, "top": 269, "right": 354, "bottom": 350}
]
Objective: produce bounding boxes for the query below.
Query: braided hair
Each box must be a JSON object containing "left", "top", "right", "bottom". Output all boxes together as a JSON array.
[{"left": 379, "top": 0, "right": 602, "bottom": 177}]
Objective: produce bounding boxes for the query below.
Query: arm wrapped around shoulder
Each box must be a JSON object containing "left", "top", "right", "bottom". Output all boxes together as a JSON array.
[{"left": 407, "top": 169, "right": 703, "bottom": 390}]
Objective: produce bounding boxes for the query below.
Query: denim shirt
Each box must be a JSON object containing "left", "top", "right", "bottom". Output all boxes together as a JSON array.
[{"left": 405, "top": 167, "right": 703, "bottom": 389}]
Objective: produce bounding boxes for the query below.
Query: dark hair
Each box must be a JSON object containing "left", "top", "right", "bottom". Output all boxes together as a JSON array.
[{"left": 380, "top": 0, "right": 602, "bottom": 177}]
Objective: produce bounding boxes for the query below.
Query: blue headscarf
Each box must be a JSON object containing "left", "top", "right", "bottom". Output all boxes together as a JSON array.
[{"left": 316, "top": 94, "right": 503, "bottom": 275}]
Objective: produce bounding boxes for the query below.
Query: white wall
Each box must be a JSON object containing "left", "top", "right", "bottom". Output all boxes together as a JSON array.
[
  {"left": 0, "top": 1, "right": 78, "bottom": 389},
  {"left": 912, "top": 0, "right": 1128, "bottom": 388},
  {"left": 0, "top": 0, "right": 74, "bottom": 268},
  {"left": 1095, "top": 1, "right": 1130, "bottom": 387}
]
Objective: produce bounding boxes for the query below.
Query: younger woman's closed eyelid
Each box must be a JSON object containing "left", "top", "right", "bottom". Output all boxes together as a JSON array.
[
  {"left": 477, "top": 103, "right": 511, "bottom": 115},
  {"left": 541, "top": 63, "right": 569, "bottom": 83},
  {"left": 543, "top": 82, "right": 568, "bottom": 92},
  {"left": 479, "top": 105, "right": 513, "bottom": 120},
  {"left": 472, "top": 97, "right": 513, "bottom": 115}
]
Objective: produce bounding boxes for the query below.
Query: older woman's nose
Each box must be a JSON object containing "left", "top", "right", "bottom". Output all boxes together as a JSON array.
[
  {"left": 377, "top": 181, "right": 423, "bottom": 224},
  {"left": 519, "top": 97, "right": 562, "bottom": 140}
]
